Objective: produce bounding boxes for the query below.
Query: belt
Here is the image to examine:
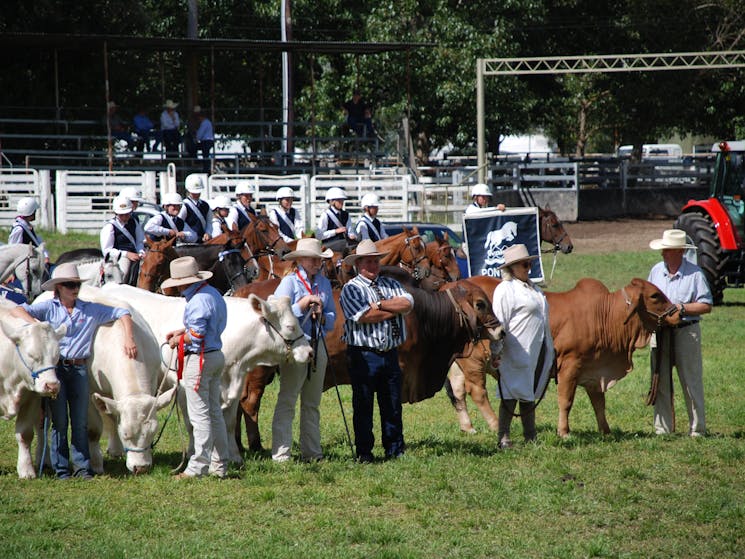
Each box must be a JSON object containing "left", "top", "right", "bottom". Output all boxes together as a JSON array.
[
  {"left": 59, "top": 358, "right": 87, "bottom": 366},
  {"left": 673, "top": 321, "right": 699, "bottom": 329},
  {"left": 184, "top": 349, "right": 219, "bottom": 356},
  {"left": 350, "top": 345, "right": 393, "bottom": 356}
]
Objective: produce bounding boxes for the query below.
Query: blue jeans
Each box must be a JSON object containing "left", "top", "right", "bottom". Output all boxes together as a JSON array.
[
  {"left": 347, "top": 347, "right": 405, "bottom": 459},
  {"left": 50, "top": 363, "right": 92, "bottom": 477}
]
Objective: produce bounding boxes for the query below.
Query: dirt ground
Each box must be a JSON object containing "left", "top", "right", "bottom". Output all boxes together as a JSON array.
[{"left": 564, "top": 218, "right": 676, "bottom": 254}]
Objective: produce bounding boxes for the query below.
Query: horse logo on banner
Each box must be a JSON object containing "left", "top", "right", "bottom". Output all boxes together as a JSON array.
[{"left": 463, "top": 207, "right": 543, "bottom": 281}]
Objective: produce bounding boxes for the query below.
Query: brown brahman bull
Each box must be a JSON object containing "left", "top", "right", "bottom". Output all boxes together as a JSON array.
[{"left": 448, "top": 276, "right": 680, "bottom": 438}]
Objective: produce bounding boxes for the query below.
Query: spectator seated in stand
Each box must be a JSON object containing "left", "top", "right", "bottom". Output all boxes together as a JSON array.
[
  {"left": 105, "top": 101, "right": 134, "bottom": 149},
  {"left": 132, "top": 107, "right": 156, "bottom": 153}
]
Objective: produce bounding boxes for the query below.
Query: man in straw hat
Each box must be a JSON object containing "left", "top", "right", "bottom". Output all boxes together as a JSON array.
[
  {"left": 163, "top": 256, "right": 228, "bottom": 478},
  {"left": 647, "top": 229, "right": 712, "bottom": 437},
  {"left": 160, "top": 99, "right": 181, "bottom": 157},
  {"left": 492, "top": 244, "right": 554, "bottom": 449},
  {"left": 11, "top": 263, "right": 137, "bottom": 479},
  {"left": 339, "top": 239, "right": 414, "bottom": 463},
  {"left": 271, "top": 238, "right": 336, "bottom": 462}
]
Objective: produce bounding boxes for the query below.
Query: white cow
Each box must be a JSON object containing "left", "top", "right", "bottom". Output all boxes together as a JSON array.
[
  {"left": 0, "top": 300, "right": 65, "bottom": 479},
  {"left": 100, "top": 283, "right": 313, "bottom": 462},
  {"left": 34, "top": 287, "right": 177, "bottom": 475}
]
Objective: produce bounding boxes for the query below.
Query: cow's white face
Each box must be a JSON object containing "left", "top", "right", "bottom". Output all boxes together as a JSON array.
[
  {"left": 94, "top": 388, "right": 176, "bottom": 474},
  {"left": 1, "top": 319, "right": 65, "bottom": 397},
  {"left": 257, "top": 295, "right": 313, "bottom": 364}
]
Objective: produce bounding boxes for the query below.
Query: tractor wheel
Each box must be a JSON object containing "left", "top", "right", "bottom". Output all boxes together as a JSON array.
[{"left": 674, "top": 212, "right": 726, "bottom": 305}]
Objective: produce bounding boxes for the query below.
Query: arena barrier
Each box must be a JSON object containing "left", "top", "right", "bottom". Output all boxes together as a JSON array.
[
  {"left": 0, "top": 168, "right": 53, "bottom": 229},
  {"left": 54, "top": 170, "right": 157, "bottom": 234}
]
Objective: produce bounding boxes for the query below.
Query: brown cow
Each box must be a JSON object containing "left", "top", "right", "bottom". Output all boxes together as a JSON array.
[
  {"left": 449, "top": 276, "right": 680, "bottom": 437},
  {"left": 234, "top": 275, "right": 504, "bottom": 451}
]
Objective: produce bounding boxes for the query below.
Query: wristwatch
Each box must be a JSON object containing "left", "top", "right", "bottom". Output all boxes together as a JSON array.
[{"left": 679, "top": 304, "right": 686, "bottom": 317}]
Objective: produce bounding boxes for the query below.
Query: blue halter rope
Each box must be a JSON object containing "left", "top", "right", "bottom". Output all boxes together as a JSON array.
[{"left": 15, "top": 344, "right": 57, "bottom": 380}]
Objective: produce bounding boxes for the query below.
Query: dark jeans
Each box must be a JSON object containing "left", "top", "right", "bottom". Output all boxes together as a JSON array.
[
  {"left": 50, "top": 363, "right": 92, "bottom": 477},
  {"left": 198, "top": 139, "right": 214, "bottom": 173},
  {"left": 347, "top": 347, "right": 404, "bottom": 458},
  {"left": 162, "top": 129, "right": 180, "bottom": 157},
  {"left": 346, "top": 116, "right": 374, "bottom": 138}
]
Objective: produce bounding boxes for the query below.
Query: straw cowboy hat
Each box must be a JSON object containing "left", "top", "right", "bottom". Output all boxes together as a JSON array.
[
  {"left": 342, "top": 239, "right": 389, "bottom": 266},
  {"left": 161, "top": 256, "right": 213, "bottom": 289},
  {"left": 649, "top": 229, "right": 697, "bottom": 250},
  {"left": 498, "top": 244, "right": 539, "bottom": 270},
  {"left": 282, "top": 238, "right": 333, "bottom": 260},
  {"left": 163, "top": 99, "right": 179, "bottom": 109},
  {"left": 42, "top": 263, "right": 82, "bottom": 291}
]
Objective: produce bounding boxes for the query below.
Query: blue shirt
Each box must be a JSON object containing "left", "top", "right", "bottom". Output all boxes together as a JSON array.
[
  {"left": 23, "top": 298, "right": 130, "bottom": 360},
  {"left": 196, "top": 118, "right": 214, "bottom": 142},
  {"left": 340, "top": 274, "right": 414, "bottom": 351},
  {"left": 182, "top": 281, "right": 227, "bottom": 353},
  {"left": 273, "top": 266, "right": 336, "bottom": 339},
  {"left": 648, "top": 258, "right": 712, "bottom": 323}
]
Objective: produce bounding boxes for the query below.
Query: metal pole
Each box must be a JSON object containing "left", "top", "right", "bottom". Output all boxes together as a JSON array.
[
  {"left": 476, "top": 58, "right": 485, "bottom": 184},
  {"left": 103, "top": 41, "right": 113, "bottom": 173}
]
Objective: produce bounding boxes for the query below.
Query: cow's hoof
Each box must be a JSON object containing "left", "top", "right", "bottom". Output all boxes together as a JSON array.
[{"left": 461, "top": 427, "right": 477, "bottom": 435}]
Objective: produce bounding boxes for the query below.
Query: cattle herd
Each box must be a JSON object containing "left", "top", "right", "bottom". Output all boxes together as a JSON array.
[{"left": 0, "top": 216, "right": 683, "bottom": 479}]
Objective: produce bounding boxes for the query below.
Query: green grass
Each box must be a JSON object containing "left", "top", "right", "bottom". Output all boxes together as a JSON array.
[{"left": 1, "top": 234, "right": 744, "bottom": 558}]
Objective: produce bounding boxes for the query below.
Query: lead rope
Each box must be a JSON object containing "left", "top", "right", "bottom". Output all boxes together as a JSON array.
[{"left": 37, "top": 397, "right": 52, "bottom": 478}]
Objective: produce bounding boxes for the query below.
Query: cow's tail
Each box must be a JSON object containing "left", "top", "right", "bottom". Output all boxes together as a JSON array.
[{"left": 443, "top": 378, "right": 458, "bottom": 407}]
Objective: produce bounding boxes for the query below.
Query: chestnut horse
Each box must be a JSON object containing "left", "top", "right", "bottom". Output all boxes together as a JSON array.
[
  {"left": 539, "top": 206, "right": 573, "bottom": 254},
  {"left": 425, "top": 234, "right": 461, "bottom": 289}
]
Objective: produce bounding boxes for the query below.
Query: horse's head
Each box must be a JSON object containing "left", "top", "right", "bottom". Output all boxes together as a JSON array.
[
  {"left": 138, "top": 237, "right": 178, "bottom": 292},
  {"left": 377, "top": 228, "right": 431, "bottom": 282},
  {"left": 218, "top": 238, "right": 257, "bottom": 293},
  {"left": 244, "top": 215, "right": 291, "bottom": 258},
  {"left": 424, "top": 234, "right": 460, "bottom": 289},
  {"left": 540, "top": 207, "right": 573, "bottom": 254}
]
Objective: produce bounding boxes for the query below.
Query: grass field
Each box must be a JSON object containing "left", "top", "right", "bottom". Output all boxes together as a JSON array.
[{"left": 1, "top": 231, "right": 744, "bottom": 558}]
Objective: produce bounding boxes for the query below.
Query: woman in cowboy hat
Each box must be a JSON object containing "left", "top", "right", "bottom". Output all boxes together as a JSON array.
[
  {"left": 11, "top": 263, "right": 137, "bottom": 479},
  {"left": 163, "top": 256, "right": 229, "bottom": 478},
  {"left": 339, "top": 239, "right": 414, "bottom": 463},
  {"left": 647, "top": 229, "right": 712, "bottom": 437},
  {"left": 492, "top": 244, "right": 554, "bottom": 449},
  {"left": 271, "top": 238, "right": 336, "bottom": 462}
]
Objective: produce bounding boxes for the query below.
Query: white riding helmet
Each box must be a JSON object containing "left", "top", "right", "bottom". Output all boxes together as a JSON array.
[
  {"left": 325, "top": 187, "right": 348, "bottom": 202},
  {"left": 360, "top": 193, "right": 380, "bottom": 208},
  {"left": 17, "top": 197, "right": 39, "bottom": 217},
  {"left": 161, "top": 192, "right": 183, "bottom": 206},
  {"left": 119, "top": 186, "right": 143, "bottom": 202},
  {"left": 210, "top": 195, "right": 231, "bottom": 210},
  {"left": 276, "top": 186, "right": 296, "bottom": 200},
  {"left": 112, "top": 196, "right": 133, "bottom": 215},
  {"left": 185, "top": 174, "right": 205, "bottom": 193},
  {"left": 471, "top": 183, "right": 492, "bottom": 197},
  {"left": 235, "top": 182, "right": 255, "bottom": 196}
]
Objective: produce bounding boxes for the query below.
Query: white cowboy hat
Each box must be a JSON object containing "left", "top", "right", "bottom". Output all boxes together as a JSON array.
[
  {"left": 649, "top": 229, "right": 697, "bottom": 250},
  {"left": 342, "top": 239, "right": 389, "bottom": 266},
  {"left": 282, "top": 238, "right": 333, "bottom": 260},
  {"left": 160, "top": 256, "right": 213, "bottom": 289},
  {"left": 498, "top": 244, "right": 539, "bottom": 270},
  {"left": 163, "top": 99, "right": 179, "bottom": 109},
  {"left": 42, "top": 263, "right": 82, "bottom": 291}
]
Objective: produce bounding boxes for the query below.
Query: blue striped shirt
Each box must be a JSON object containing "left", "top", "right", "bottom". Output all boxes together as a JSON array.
[
  {"left": 648, "top": 259, "right": 712, "bottom": 323},
  {"left": 340, "top": 274, "right": 414, "bottom": 351},
  {"left": 23, "top": 298, "right": 130, "bottom": 360},
  {"left": 182, "top": 281, "right": 228, "bottom": 353},
  {"left": 273, "top": 266, "right": 336, "bottom": 339}
]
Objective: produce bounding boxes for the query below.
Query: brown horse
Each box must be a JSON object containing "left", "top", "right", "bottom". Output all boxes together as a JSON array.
[
  {"left": 425, "top": 233, "right": 461, "bottom": 289},
  {"left": 539, "top": 206, "right": 573, "bottom": 254},
  {"left": 338, "top": 228, "right": 431, "bottom": 285}
]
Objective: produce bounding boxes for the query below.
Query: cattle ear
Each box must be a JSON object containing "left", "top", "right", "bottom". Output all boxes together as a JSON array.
[
  {"left": 156, "top": 386, "right": 177, "bottom": 410},
  {"left": 1, "top": 318, "right": 23, "bottom": 343},
  {"left": 248, "top": 293, "right": 269, "bottom": 316},
  {"left": 54, "top": 324, "right": 67, "bottom": 340},
  {"left": 93, "top": 393, "right": 119, "bottom": 417}
]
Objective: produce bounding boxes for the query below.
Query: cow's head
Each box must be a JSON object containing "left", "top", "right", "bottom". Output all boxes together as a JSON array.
[
  {"left": 253, "top": 294, "right": 313, "bottom": 364},
  {"left": 2, "top": 318, "right": 65, "bottom": 397},
  {"left": 447, "top": 281, "right": 505, "bottom": 359},
  {"left": 93, "top": 387, "right": 177, "bottom": 475},
  {"left": 622, "top": 278, "right": 681, "bottom": 334}
]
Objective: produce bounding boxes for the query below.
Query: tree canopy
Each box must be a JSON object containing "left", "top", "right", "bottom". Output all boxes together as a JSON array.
[{"left": 2, "top": 0, "right": 744, "bottom": 159}]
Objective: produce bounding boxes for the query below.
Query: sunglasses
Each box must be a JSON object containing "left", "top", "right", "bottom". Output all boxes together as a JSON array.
[
  {"left": 60, "top": 281, "right": 82, "bottom": 289},
  {"left": 518, "top": 262, "right": 532, "bottom": 269}
]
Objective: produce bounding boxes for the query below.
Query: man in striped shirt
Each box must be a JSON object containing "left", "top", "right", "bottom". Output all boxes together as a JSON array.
[{"left": 340, "top": 240, "right": 414, "bottom": 463}]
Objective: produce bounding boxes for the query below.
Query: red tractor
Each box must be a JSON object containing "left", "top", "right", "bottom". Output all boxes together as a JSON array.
[{"left": 674, "top": 141, "right": 745, "bottom": 305}]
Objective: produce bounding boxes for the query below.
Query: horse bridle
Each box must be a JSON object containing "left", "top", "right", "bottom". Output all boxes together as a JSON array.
[
  {"left": 428, "top": 244, "right": 457, "bottom": 287},
  {"left": 217, "top": 247, "right": 255, "bottom": 293},
  {"left": 140, "top": 245, "right": 176, "bottom": 290},
  {"left": 541, "top": 214, "right": 569, "bottom": 253},
  {"left": 397, "top": 235, "right": 430, "bottom": 281}
]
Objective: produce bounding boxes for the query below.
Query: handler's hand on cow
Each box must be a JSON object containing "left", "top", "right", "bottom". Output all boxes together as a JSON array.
[{"left": 123, "top": 339, "right": 138, "bottom": 359}]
